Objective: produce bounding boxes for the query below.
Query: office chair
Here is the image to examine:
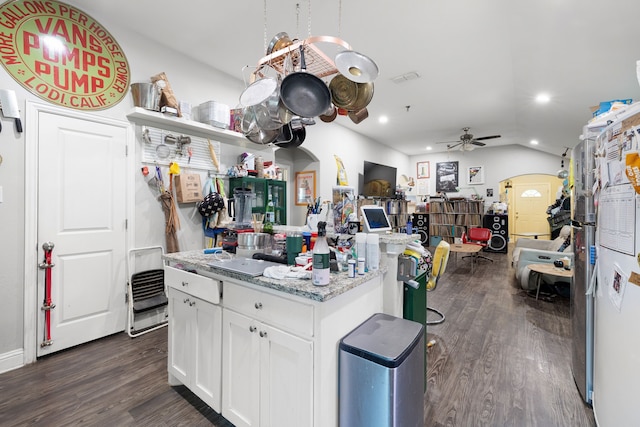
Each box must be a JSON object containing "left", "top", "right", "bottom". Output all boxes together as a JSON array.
[
  {"left": 426, "top": 240, "right": 450, "bottom": 325},
  {"left": 462, "top": 227, "right": 494, "bottom": 263}
]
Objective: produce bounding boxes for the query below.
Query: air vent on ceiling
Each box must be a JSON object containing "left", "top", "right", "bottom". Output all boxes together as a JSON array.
[{"left": 391, "top": 71, "right": 420, "bottom": 84}]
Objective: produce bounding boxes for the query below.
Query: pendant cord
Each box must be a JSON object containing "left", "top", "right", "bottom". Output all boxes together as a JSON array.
[
  {"left": 307, "top": 0, "right": 312, "bottom": 37},
  {"left": 263, "top": 0, "right": 268, "bottom": 54},
  {"left": 338, "top": 0, "right": 342, "bottom": 38},
  {"left": 296, "top": 3, "right": 300, "bottom": 40}
]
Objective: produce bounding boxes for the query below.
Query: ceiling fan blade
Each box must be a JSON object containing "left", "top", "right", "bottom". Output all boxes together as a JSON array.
[
  {"left": 447, "top": 142, "right": 462, "bottom": 150},
  {"left": 436, "top": 140, "right": 461, "bottom": 144},
  {"left": 473, "top": 134, "right": 501, "bottom": 141},
  {"left": 471, "top": 140, "right": 486, "bottom": 146}
]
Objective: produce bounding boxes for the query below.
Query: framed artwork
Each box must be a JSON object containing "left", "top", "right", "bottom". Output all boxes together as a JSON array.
[
  {"left": 417, "top": 161, "right": 430, "bottom": 179},
  {"left": 295, "top": 170, "right": 316, "bottom": 205},
  {"left": 467, "top": 166, "right": 485, "bottom": 185},
  {"left": 435, "top": 161, "right": 459, "bottom": 192}
]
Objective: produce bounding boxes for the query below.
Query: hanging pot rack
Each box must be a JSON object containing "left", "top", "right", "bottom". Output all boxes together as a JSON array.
[{"left": 254, "top": 35, "right": 352, "bottom": 81}]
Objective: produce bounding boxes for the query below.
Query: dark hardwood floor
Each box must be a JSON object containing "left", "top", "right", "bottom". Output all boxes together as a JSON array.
[
  {"left": 0, "top": 244, "right": 595, "bottom": 426},
  {"left": 425, "top": 246, "right": 595, "bottom": 426}
]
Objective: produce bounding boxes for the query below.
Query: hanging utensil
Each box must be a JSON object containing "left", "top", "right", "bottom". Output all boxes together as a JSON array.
[
  {"left": 334, "top": 50, "right": 379, "bottom": 83},
  {"left": 280, "top": 46, "right": 331, "bottom": 118},
  {"left": 156, "top": 137, "right": 170, "bottom": 159},
  {"left": 207, "top": 139, "right": 220, "bottom": 172},
  {"left": 266, "top": 32, "right": 294, "bottom": 55}
]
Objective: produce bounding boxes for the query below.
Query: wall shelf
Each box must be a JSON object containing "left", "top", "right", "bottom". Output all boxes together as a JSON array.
[{"left": 126, "top": 107, "right": 246, "bottom": 145}]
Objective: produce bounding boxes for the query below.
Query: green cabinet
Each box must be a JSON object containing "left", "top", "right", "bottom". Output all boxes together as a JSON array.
[{"left": 229, "top": 177, "right": 287, "bottom": 225}]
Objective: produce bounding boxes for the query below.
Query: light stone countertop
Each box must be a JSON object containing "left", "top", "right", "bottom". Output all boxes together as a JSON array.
[{"left": 163, "top": 250, "right": 387, "bottom": 303}]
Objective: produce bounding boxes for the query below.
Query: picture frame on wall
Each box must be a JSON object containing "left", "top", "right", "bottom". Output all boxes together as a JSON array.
[
  {"left": 435, "top": 161, "right": 459, "bottom": 192},
  {"left": 417, "top": 161, "right": 430, "bottom": 179},
  {"left": 295, "top": 170, "right": 316, "bottom": 205},
  {"left": 467, "top": 166, "right": 485, "bottom": 185}
]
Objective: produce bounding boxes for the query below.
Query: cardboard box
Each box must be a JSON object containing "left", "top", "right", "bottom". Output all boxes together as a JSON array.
[{"left": 175, "top": 173, "right": 202, "bottom": 203}]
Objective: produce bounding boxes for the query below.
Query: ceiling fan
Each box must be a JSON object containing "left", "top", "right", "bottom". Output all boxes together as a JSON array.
[{"left": 436, "top": 127, "right": 501, "bottom": 151}]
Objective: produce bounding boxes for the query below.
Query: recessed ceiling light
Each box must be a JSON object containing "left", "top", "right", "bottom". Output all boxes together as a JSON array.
[
  {"left": 535, "top": 93, "right": 551, "bottom": 103},
  {"left": 530, "top": 139, "right": 539, "bottom": 145},
  {"left": 379, "top": 116, "right": 388, "bottom": 124},
  {"left": 426, "top": 146, "right": 432, "bottom": 151}
]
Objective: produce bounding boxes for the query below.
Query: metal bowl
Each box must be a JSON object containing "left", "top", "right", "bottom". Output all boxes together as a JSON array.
[{"left": 237, "top": 232, "right": 270, "bottom": 249}]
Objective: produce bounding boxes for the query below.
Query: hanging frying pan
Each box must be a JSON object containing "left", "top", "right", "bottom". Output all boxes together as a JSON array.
[
  {"left": 334, "top": 50, "right": 379, "bottom": 83},
  {"left": 274, "top": 124, "right": 306, "bottom": 148},
  {"left": 280, "top": 46, "right": 331, "bottom": 118}
]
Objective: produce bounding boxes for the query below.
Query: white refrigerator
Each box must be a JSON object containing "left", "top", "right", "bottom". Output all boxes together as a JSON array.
[{"left": 591, "top": 107, "right": 640, "bottom": 426}]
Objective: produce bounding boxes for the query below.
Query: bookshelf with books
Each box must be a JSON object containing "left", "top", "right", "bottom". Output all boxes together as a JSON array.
[{"left": 428, "top": 198, "right": 484, "bottom": 244}]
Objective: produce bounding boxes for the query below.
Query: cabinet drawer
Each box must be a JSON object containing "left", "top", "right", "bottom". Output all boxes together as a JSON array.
[
  {"left": 165, "top": 266, "right": 221, "bottom": 304},
  {"left": 224, "top": 283, "right": 314, "bottom": 337}
]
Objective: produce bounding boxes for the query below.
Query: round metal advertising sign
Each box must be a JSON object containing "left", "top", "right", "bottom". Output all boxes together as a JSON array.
[{"left": 0, "top": 0, "right": 130, "bottom": 110}]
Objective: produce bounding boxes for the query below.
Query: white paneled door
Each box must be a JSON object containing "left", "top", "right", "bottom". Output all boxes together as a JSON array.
[{"left": 36, "top": 111, "right": 128, "bottom": 356}]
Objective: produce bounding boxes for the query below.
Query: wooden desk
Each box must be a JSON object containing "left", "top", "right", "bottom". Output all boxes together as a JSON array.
[
  {"left": 449, "top": 243, "right": 483, "bottom": 273},
  {"left": 527, "top": 263, "right": 573, "bottom": 299},
  {"left": 513, "top": 232, "right": 550, "bottom": 240}
]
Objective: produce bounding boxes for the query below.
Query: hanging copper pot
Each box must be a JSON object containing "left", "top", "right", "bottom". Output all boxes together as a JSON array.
[
  {"left": 329, "top": 74, "right": 374, "bottom": 112},
  {"left": 348, "top": 108, "right": 369, "bottom": 124},
  {"left": 319, "top": 105, "right": 337, "bottom": 123}
]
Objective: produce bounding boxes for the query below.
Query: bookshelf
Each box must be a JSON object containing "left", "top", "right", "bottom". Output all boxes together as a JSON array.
[{"left": 428, "top": 198, "right": 484, "bottom": 244}]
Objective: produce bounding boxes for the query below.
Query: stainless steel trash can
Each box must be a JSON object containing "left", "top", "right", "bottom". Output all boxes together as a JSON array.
[{"left": 339, "top": 313, "right": 425, "bottom": 427}]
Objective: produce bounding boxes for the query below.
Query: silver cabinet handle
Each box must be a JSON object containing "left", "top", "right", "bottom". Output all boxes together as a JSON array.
[
  {"left": 189, "top": 301, "right": 196, "bottom": 307},
  {"left": 181, "top": 281, "right": 188, "bottom": 286},
  {"left": 254, "top": 302, "right": 263, "bottom": 309},
  {"left": 249, "top": 326, "right": 257, "bottom": 332},
  {"left": 183, "top": 298, "right": 190, "bottom": 304},
  {"left": 259, "top": 331, "right": 268, "bottom": 338}
]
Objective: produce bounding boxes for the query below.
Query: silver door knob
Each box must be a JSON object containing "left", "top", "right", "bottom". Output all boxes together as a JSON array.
[
  {"left": 249, "top": 326, "right": 257, "bottom": 332},
  {"left": 259, "top": 331, "right": 268, "bottom": 338}
]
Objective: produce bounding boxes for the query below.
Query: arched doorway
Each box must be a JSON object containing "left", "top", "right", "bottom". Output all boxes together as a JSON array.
[{"left": 274, "top": 145, "right": 319, "bottom": 227}]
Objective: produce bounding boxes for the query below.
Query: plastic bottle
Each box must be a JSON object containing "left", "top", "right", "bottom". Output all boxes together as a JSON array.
[
  {"left": 366, "top": 233, "right": 380, "bottom": 271},
  {"left": 348, "top": 259, "right": 356, "bottom": 278},
  {"left": 355, "top": 232, "right": 367, "bottom": 262},
  {"left": 312, "top": 221, "right": 330, "bottom": 286},
  {"left": 406, "top": 215, "right": 413, "bottom": 235}
]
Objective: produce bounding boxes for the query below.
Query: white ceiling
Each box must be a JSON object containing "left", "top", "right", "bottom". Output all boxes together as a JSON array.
[{"left": 67, "top": 0, "right": 640, "bottom": 157}]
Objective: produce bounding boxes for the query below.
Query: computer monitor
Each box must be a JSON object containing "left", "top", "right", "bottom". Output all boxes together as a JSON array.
[{"left": 360, "top": 205, "right": 392, "bottom": 233}]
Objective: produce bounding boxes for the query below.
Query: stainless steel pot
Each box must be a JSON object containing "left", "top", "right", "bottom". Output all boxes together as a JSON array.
[
  {"left": 237, "top": 232, "right": 270, "bottom": 249},
  {"left": 130, "top": 82, "right": 161, "bottom": 111}
]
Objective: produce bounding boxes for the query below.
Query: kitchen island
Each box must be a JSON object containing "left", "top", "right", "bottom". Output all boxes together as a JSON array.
[{"left": 163, "top": 250, "right": 386, "bottom": 427}]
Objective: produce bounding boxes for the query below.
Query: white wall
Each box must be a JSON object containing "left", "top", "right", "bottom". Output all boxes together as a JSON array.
[{"left": 409, "top": 145, "right": 565, "bottom": 209}]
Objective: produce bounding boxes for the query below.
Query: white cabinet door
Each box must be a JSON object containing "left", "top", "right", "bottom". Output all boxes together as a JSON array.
[
  {"left": 169, "top": 287, "right": 223, "bottom": 412},
  {"left": 191, "top": 295, "right": 223, "bottom": 412},
  {"left": 259, "top": 323, "right": 313, "bottom": 427},
  {"left": 223, "top": 309, "right": 260, "bottom": 427},
  {"left": 168, "top": 288, "right": 191, "bottom": 385}
]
